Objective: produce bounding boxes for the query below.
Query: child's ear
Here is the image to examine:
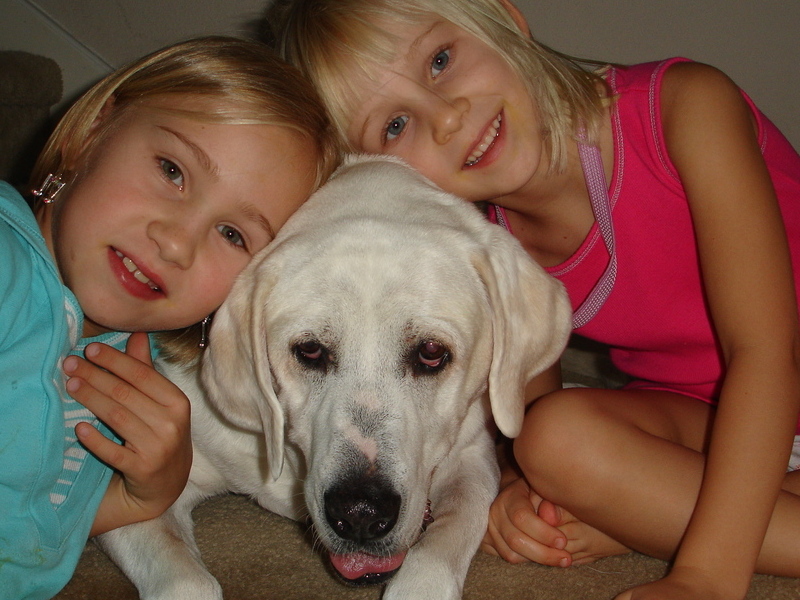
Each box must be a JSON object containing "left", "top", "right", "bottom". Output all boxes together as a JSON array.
[
  {"left": 92, "top": 95, "right": 117, "bottom": 131},
  {"left": 498, "top": 0, "right": 531, "bottom": 36}
]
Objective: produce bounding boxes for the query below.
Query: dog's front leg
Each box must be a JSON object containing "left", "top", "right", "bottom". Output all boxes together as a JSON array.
[
  {"left": 96, "top": 490, "right": 222, "bottom": 600},
  {"left": 382, "top": 433, "right": 499, "bottom": 600}
]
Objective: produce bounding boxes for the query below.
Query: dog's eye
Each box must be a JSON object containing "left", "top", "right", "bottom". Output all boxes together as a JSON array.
[
  {"left": 296, "top": 340, "right": 323, "bottom": 360},
  {"left": 293, "top": 340, "right": 328, "bottom": 370},
  {"left": 414, "top": 340, "right": 450, "bottom": 374}
]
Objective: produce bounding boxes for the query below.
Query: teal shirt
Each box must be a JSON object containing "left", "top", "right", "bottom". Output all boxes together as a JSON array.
[{"left": 0, "top": 182, "right": 152, "bottom": 599}]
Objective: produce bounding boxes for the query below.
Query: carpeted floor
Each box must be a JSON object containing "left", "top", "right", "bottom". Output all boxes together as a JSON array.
[{"left": 56, "top": 493, "right": 800, "bottom": 599}]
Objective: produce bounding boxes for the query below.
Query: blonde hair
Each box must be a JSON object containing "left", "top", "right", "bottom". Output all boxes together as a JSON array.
[
  {"left": 31, "top": 36, "right": 342, "bottom": 363},
  {"left": 268, "top": 0, "right": 609, "bottom": 173}
]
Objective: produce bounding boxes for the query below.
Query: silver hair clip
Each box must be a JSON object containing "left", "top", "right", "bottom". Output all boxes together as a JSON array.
[
  {"left": 198, "top": 315, "right": 212, "bottom": 349},
  {"left": 33, "top": 173, "right": 67, "bottom": 204}
]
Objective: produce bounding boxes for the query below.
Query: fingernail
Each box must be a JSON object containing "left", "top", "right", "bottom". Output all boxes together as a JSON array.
[
  {"left": 66, "top": 377, "right": 80, "bottom": 393},
  {"left": 559, "top": 557, "right": 570, "bottom": 568},
  {"left": 85, "top": 343, "right": 100, "bottom": 358},
  {"left": 75, "top": 422, "right": 90, "bottom": 438},
  {"left": 63, "top": 356, "right": 78, "bottom": 373},
  {"left": 554, "top": 537, "right": 566, "bottom": 550}
]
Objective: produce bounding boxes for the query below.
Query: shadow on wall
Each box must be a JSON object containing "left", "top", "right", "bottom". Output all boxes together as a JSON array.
[{"left": 0, "top": 51, "right": 63, "bottom": 188}]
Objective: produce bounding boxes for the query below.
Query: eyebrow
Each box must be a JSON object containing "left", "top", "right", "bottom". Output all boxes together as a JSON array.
[
  {"left": 158, "top": 125, "right": 219, "bottom": 180},
  {"left": 405, "top": 20, "right": 441, "bottom": 66},
  {"left": 240, "top": 202, "right": 276, "bottom": 241}
]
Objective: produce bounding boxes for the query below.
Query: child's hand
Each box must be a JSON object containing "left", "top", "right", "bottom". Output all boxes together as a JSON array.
[
  {"left": 480, "top": 476, "right": 572, "bottom": 567},
  {"left": 63, "top": 332, "right": 192, "bottom": 536}
]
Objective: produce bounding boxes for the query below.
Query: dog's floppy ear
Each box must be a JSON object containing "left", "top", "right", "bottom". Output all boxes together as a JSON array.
[
  {"left": 473, "top": 227, "right": 572, "bottom": 438},
  {"left": 201, "top": 256, "right": 285, "bottom": 481}
]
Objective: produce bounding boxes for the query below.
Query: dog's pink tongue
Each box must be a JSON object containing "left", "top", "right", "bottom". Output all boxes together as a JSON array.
[{"left": 329, "top": 551, "right": 406, "bottom": 580}]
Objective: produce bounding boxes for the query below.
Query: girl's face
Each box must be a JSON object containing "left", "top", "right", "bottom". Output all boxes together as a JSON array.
[
  {"left": 39, "top": 97, "right": 317, "bottom": 337},
  {"left": 344, "top": 17, "right": 546, "bottom": 203}
]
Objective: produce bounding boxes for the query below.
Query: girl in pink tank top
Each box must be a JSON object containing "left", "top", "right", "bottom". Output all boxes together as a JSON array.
[{"left": 276, "top": 1, "right": 800, "bottom": 598}]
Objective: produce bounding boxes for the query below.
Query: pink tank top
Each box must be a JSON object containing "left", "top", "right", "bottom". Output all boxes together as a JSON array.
[{"left": 491, "top": 58, "right": 800, "bottom": 419}]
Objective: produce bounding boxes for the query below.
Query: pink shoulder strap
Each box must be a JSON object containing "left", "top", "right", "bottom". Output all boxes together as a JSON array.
[{"left": 492, "top": 140, "right": 616, "bottom": 329}]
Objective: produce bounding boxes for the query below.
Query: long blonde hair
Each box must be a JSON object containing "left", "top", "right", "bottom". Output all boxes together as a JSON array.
[
  {"left": 31, "top": 36, "right": 342, "bottom": 363},
  {"left": 268, "top": 0, "right": 608, "bottom": 173}
]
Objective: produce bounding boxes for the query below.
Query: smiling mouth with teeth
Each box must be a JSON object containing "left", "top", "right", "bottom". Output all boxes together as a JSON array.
[
  {"left": 116, "top": 250, "right": 161, "bottom": 292},
  {"left": 465, "top": 113, "right": 502, "bottom": 167}
]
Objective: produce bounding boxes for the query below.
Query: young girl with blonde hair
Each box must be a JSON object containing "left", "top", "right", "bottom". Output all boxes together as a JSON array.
[
  {"left": 1, "top": 35, "right": 339, "bottom": 599},
  {"left": 272, "top": 1, "right": 800, "bottom": 598}
]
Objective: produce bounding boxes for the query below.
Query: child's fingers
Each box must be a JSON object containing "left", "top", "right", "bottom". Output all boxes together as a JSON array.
[
  {"left": 66, "top": 375, "right": 150, "bottom": 442},
  {"left": 66, "top": 372, "right": 189, "bottom": 460},
  {"left": 124, "top": 331, "right": 153, "bottom": 366},
  {"left": 481, "top": 526, "right": 529, "bottom": 563},
  {"left": 64, "top": 349, "right": 191, "bottom": 467},
  {"left": 66, "top": 343, "right": 184, "bottom": 412},
  {"left": 64, "top": 355, "right": 156, "bottom": 429},
  {"left": 507, "top": 481, "right": 569, "bottom": 551},
  {"left": 485, "top": 479, "right": 571, "bottom": 567},
  {"left": 70, "top": 374, "right": 191, "bottom": 487},
  {"left": 504, "top": 511, "right": 571, "bottom": 566},
  {"left": 537, "top": 499, "right": 564, "bottom": 527},
  {"left": 484, "top": 511, "right": 571, "bottom": 566},
  {"left": 83, "top": 342, "right": 166, "bottom": 403},
  {"left": 75, "top": 421, "right": 135, "bottom": 473}
]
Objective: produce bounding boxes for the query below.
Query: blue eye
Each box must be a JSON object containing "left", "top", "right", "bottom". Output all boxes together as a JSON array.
[
  {"left": 217, "top": 224, "right": 246, "bottom": 249},
  {"left": 160, "top": 158, "right": 184, "bottom": 187},
  {"left": 385, "top": 115, "right": 409, "bottom": 141},
  {"left": 431, "top": 48, "right": 450, "bottom": 78}
]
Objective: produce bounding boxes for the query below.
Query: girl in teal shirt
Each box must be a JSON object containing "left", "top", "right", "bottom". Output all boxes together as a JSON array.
[{"left": 0, "top": 36, "right": 339, "bottom": 599}]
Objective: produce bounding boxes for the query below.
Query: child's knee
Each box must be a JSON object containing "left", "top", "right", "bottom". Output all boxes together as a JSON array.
[{"left": 513, "top": 388, "right": 609, "bottom": 494}]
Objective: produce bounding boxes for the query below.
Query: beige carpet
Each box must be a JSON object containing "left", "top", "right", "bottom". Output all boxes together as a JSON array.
[{"left": 57, "top": 493, "right": 799, "bottom": 600}]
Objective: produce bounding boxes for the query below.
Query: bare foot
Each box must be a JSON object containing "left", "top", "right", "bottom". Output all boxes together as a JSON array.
[{"left": 538, "top": 499, "right": 631, "bottom": 565}]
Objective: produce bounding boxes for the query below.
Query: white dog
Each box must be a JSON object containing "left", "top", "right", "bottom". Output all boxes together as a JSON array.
[{"left": 97, "top": 155, "right": 572, "bottom": 600}]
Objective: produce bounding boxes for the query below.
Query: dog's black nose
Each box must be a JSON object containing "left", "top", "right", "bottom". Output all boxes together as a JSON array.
[{"left": 324, "top": 478, "right": 401, "bottom": 543}]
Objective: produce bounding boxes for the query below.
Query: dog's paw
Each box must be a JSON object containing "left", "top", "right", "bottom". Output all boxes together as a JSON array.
[
  {"left": 140, "top": 577, "right": 223, "bottom": 600},
  {"left": 381, "top": 567, "right": 461, "bottom": 600}
]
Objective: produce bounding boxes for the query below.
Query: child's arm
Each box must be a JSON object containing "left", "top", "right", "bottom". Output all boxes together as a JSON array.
[
  {"left": 618, "top": 62, "right": 800, "bottom": 600},
  {"left": 63, "top": 332, "right": 193, "bottom": 536}
]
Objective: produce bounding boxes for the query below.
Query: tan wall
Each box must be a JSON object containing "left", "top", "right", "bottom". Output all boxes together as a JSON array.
[
  {"left": 518, "top": 1, "right": 799, "bottom": 150},
  {"left": 2, "top": 0, "right": 797, "bottom": 149}
]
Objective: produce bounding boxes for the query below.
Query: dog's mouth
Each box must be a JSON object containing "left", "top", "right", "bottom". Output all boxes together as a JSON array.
[
  {"left": 327, "top": 499, "right": 435, "bottom": 585},
  {"left": 329, "top": 551, "right": 407, "bottom": 585}
]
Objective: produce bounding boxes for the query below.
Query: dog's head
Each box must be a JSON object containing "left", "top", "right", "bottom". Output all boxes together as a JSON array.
[{"left": 201, "top": 155, "right": 571, "bottom": 580}]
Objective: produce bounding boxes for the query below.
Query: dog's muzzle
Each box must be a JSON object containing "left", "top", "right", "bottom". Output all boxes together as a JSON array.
[
  {"left": 324, "top": 475, "right": 401, "bottom": 544},
  {"left": 322, "top": 474, "right": 434, "bottom": 585}
]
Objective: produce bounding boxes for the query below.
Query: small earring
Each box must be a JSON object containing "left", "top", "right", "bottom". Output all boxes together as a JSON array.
[
  {"left": 198, "top": 315, "right": 212, "bottom": 349},
  {"left": 32, "top": 173, "right": 67, "bottom": 204}
]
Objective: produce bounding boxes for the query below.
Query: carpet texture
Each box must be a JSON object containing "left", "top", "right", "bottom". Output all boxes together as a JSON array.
[{"left": 56, "top": 493, "right": 800, "bottom": 599}]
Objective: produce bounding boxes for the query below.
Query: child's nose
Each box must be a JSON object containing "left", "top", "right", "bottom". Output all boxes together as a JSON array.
[
  {"left": 147, "top": 219, "right": 197, "bottom": 269},
  {"left": 431, "top": 96, "right": 469, "bottom": 145}
]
